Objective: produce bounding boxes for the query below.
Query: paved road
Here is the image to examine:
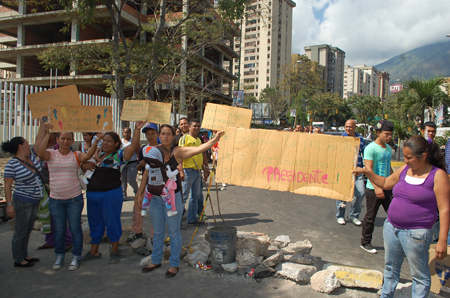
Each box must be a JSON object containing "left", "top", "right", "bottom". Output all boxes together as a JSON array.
[{"left": 0, "top": 179, "right": 418, "bottom": 298}]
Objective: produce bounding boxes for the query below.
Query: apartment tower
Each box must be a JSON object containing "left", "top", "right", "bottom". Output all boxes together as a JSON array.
[
  {"left": 304, "top": 44, "right": 345, "bottom": 97},
  {"left": 234, "top": 0, "right": 296, "bottom": 100}
]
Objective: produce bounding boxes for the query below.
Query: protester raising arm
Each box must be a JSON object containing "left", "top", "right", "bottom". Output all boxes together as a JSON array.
[
  {"left": 173, "top": 131, "right": 225, "bottom": 164},
  {"left": 77, "top": 133, "right": 104, "bottom": 163},
  {"left": 122, "top": 121, "right": 146, "bottom": 161}
]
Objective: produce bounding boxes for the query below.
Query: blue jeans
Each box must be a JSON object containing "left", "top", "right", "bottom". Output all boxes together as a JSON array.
[
  {"left": 12, "top": 200, "right": 39, "bottom": 263},
  {"left": 49, "top": 194, "right": 84, "bottom": 260},
  {"left": 336, "top": 174, "right": 365, "bottom": 219},
  {"left": 182, "top": 168, "right": 203, "bottom": 223},
  {"left": 381, "top": 220, "right": 432, "bottom": 298},
  {"left": 149, "top": 192, "right": 183, "bottom": 267}
]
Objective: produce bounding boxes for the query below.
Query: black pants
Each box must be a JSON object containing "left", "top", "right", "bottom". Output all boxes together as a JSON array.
[{"left": 361, "top": 188, "right": 392, "bottom": 246}]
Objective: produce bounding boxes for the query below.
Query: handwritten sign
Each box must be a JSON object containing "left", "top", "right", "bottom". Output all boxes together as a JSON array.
[
  {"left": 216, "top": 128, "right": 359, "bottom": 201},
  {"left": 27, "top": 85, "right": 80, "bottom": 119},
  {"left": 201, "top": 103, "right": 252, "bottom": 131},
  {"left": 120, "top": 100, "right": 172, "bottom": 124},
  {"left": 50, "top": 105, "right": 113, "bottom": 132}
]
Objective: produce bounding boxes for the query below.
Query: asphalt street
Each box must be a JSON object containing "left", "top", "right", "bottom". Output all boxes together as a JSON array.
[{"left": 0, "top": 179, "right": 415, "bottom": 298}]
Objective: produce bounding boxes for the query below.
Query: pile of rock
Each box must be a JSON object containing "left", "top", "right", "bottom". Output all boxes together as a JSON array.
[{"left": 179, "top": 230, "right": 383, "bottom": 295}]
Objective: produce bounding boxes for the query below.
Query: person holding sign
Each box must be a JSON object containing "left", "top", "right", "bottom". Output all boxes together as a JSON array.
[
  {"left": 82, "top": 122, "right": 145, "bottom": 265},
  {"left": 138, "top": 125, "right": 224, "bottom": 277},
  {"left": 36, "top": 123, "right": 103, "bottom": 271},
  {"left": 336, "top": 119, "right": 366, "bottom": 226},
  {"left": 179, "top": 119, "right": 210, "bottom": 225},
  {"left": 353, "top": 135, "right": 450, "bottom": 298}
]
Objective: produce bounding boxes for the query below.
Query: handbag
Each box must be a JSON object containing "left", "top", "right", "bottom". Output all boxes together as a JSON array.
[
  {"left": 13, "top": 156, "right": 50, "bottom": 195},
  {"left": 74, "top": 152, "right": 87, "bottom": 190}
]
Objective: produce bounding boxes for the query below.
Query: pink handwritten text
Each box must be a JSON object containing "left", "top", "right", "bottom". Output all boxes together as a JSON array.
[{"left": 262, "top": 167, "right": 328, "bottom": 184}]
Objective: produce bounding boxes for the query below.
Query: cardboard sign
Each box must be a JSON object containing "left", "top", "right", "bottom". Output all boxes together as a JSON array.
[
  {"left": 50, "top": 105, "right": 113, "bottom": 132},
  {"left": 27, "top": 85, "right": 80, "bottom": 119},
  {"left": 429, "top": 244, "right": 450, "bottom": 294},
  {"left": 216, "top": 128, "right": 359, "bottom": 201},
  {"left": 202, "top": 103, "right": 252, "bottom": 131},
  {"left": 120, "top": 100, "right": 172, "bottom": 124}
]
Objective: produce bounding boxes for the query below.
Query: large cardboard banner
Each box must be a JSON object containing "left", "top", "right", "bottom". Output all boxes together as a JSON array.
[
  {"left": 120, "top": 100, "right": 172, "bottom": 124},
  {"left": 202, "top": 103, "right": 252, "bottom": 131},
  {"left": 27, "top": 85, "right": 80, "bottom": 119},
  {"left": 50, "top": 105, "right": 113, "bottom": 132},
  {"left": 429, "top": 244, "right": 450, "bottom": 294},
  {"left": 216, "top": 128, "right": 360, "bottom": 201}
]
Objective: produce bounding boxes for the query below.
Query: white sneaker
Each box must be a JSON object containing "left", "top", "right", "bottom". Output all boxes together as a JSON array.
[
  {"left": 337, "top": 218, "right": 346, "bottom": 225},
  {"left": 361, "top": 244, "right": 378, "bottom": 254},
  {"left": 68, "top": 257, "right": 80, "bottom": 271},
  {"left": 53, "top": 256, "right": 64, "bottom": 270},
  {"left": 167, "top": 210, "right": 178, "bottom": 217},
  {"left": 351, "top": 218, "right": 362, "bottom": 226}
]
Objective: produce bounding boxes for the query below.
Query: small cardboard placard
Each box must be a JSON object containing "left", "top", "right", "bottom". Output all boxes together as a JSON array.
[
  {"left": 201, "top": 103, "right": 252, "bottom": 131},
  {"left": 216, "top": 128, "right": 359, "bottom": 201},
  {"left": 27, "top": 85, "right": 80, "bottom": 119},
  {"left": 50, "top": 105, "right": 113, "bottom": 132},
  {"left": 120, "top": 100, "right": 172, "bottom": 124},
  {"left": 429, "top": 244, "right": 450, "bottom": 294}
]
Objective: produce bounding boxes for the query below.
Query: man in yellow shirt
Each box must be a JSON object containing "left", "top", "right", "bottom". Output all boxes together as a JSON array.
[{"left": 179, "top": 119, "right": 210, "bottom": 225}]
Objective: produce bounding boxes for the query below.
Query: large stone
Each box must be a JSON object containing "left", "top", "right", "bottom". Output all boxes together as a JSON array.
[
  {"left": 184, "top": 251, "right": 208, "bottom": 267},
  {"left": 280, "top": 240, "right": 312, "bottom": 255},
  {"left": 118, "top": 225, "right": 133, "bottom": 245},
  {"left": 163, "top": 245, "right": 171, "bottom": 260},
  {"left": 140, "top": 255, "right": 152, "bottom": 267},
  {"left": 190, "top": 240, "right": 211, "bottom": 257},
  {"left": 130, "top": 237, "right": 147, "bottom": 249},
  {"left": 236, "top": 249, "right": 257, "bottom": 266},
  {"left": 221, "top": 262, "right": 239, "bottom": 273},
  {"left": 324, "top": 264, "right": 383, "bottom": 290},
  {"left": 266, "top": 245, "right": 279, "bottom": 257},
  {"left": 33, "top": 220, "right": 42, "bottom": 231},
  {"left": 310, "top": 270, "right": 341, "bottom": 294},
  {"left": 262, "top": 252, "right": 284, "bottom": 268},
  {"left": 236, "top": 231, "right": 271, "bottom": 257},
  {"left": 136, "top": 247, "right": 151, "bottom": 256},
  {"left": 289, "top": 253, "right": 317, "bottom": 265},
  {"left": 236, "top": 265, "right": 250, "bottom": 276},
  {"left": 275, "top": 262, "right": 317, "bottom": 283},
  {"left": 254, "top": 265, "right": 275, "bottom": 278},
  {"left": 82, "top": 222, "right": 91, "bottom": 244},
  {"left": 272, "top": 235, "right": 290, "bottom": 248},
  {"left": 146, "top": 239, "right": 153, "bottom": 251}
]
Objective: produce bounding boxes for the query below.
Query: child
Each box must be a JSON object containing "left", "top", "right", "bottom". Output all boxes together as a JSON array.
[{"left": 142, "top": 146, "right": 179, "bottom": 217}]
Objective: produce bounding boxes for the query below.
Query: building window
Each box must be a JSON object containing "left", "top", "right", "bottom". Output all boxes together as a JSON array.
[
  {"left": 267, "top": 69, "right": 269, "bottom": 74},
  {"left": 267, "top": 54, "right": 270, "bottom": 58},
  {"left": 267, "top": 76, "right": 269, "bottom": 80},
  {"left": 250, "top": 56, "right": 256, "bottom": 60},
  {"left": 244, "top": 63, "right": 256, "bottom": 68}
]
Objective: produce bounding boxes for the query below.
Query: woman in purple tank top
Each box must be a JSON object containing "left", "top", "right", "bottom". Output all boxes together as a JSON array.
[{"left": 353, "top": 135, "right": 450, "bottom": 298}]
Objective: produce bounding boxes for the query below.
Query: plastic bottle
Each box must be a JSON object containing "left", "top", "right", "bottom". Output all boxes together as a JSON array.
[{"left": 141, "top": 197, "right": 150, "bottom": 216}]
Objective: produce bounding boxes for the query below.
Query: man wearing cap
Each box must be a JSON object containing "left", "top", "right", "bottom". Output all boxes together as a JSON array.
[
  {"left": 360, "top": 120, "right": 394, "bottom": 254},
  {"left": 336, "top": 119, "right": 366, "bottom": 226},
  {"left": 127, "top": 123, "right": 159, "bottom": 243}
]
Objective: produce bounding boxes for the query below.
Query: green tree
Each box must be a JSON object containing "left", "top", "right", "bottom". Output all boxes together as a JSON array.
[
  {"left": 259, "top": 87, "right": 289, "bottom": 122},
  {"left": 346, "top": 94, "right": 382, "bottom": 125},
  {"left": 307, "top": 92, "right": 344, "bottom": 127},
  {"left": 398, "top": 76, "right": 450, "bottom": 122}
]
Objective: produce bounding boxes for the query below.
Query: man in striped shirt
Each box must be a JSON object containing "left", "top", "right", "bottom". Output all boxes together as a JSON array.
[{"left": 336, "top": 119, "right": 366, "bottom": 226}]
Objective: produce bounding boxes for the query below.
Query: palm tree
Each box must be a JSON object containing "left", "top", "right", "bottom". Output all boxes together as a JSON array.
[{"left": 399, "top": 76, "right": 449, "bottom": 122}]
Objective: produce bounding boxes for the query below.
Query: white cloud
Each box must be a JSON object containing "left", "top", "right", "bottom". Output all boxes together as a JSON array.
[{"left": 291, "top": 0, "right": 450, "bottom": 66}]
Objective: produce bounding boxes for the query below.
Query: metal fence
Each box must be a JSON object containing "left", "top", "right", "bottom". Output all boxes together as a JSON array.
[{"left": 0, "top": 82, "right": 130, "bottom": 143}]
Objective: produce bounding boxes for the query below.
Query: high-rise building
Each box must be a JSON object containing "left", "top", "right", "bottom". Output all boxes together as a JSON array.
[
  {"left": 343, "top": 65, "right": 390, "bottom": 99},
  {"left": 233, "top": 0, "right": 296, "bottom": 100},
  {"left": 304, "top": 44, "right": 345, "bottom": 97},
  {"left": 0, "top": 1, "right": 238, "bottom": 119}
]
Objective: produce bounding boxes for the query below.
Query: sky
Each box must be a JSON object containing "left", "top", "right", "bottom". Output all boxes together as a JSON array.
[{"left": 291, "top": 0, "right": 450, "bottom": 66}]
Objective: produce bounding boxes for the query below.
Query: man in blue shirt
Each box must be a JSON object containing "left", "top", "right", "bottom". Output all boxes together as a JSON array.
[{"left": 336, "top": 119, "right": 366, "bottom": 226}]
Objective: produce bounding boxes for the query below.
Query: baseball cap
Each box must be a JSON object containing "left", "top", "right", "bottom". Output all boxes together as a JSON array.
[{"left": 142, "top": 123, "right": 158, "bottom": 133}]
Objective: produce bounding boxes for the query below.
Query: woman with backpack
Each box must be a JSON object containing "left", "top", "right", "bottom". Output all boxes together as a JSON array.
[{"left": 138, "top": 124, "right": 224, "bottom": 277}]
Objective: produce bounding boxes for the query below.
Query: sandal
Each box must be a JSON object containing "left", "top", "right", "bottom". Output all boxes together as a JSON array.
[
  {"left": 82, "top": 251, "right": 102, "bottom": 261},
  {"left": 165, "top": 267, "right": 179, "bottom": 278},
  {"left": 109, "top": 252, "right": 121, "bottom": 264},
  {"left": 37, "top": 243, "right": 54, "bottom": 250},
  {"left": 141, "top": 263, "right": 161, "bottom": 273}
]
